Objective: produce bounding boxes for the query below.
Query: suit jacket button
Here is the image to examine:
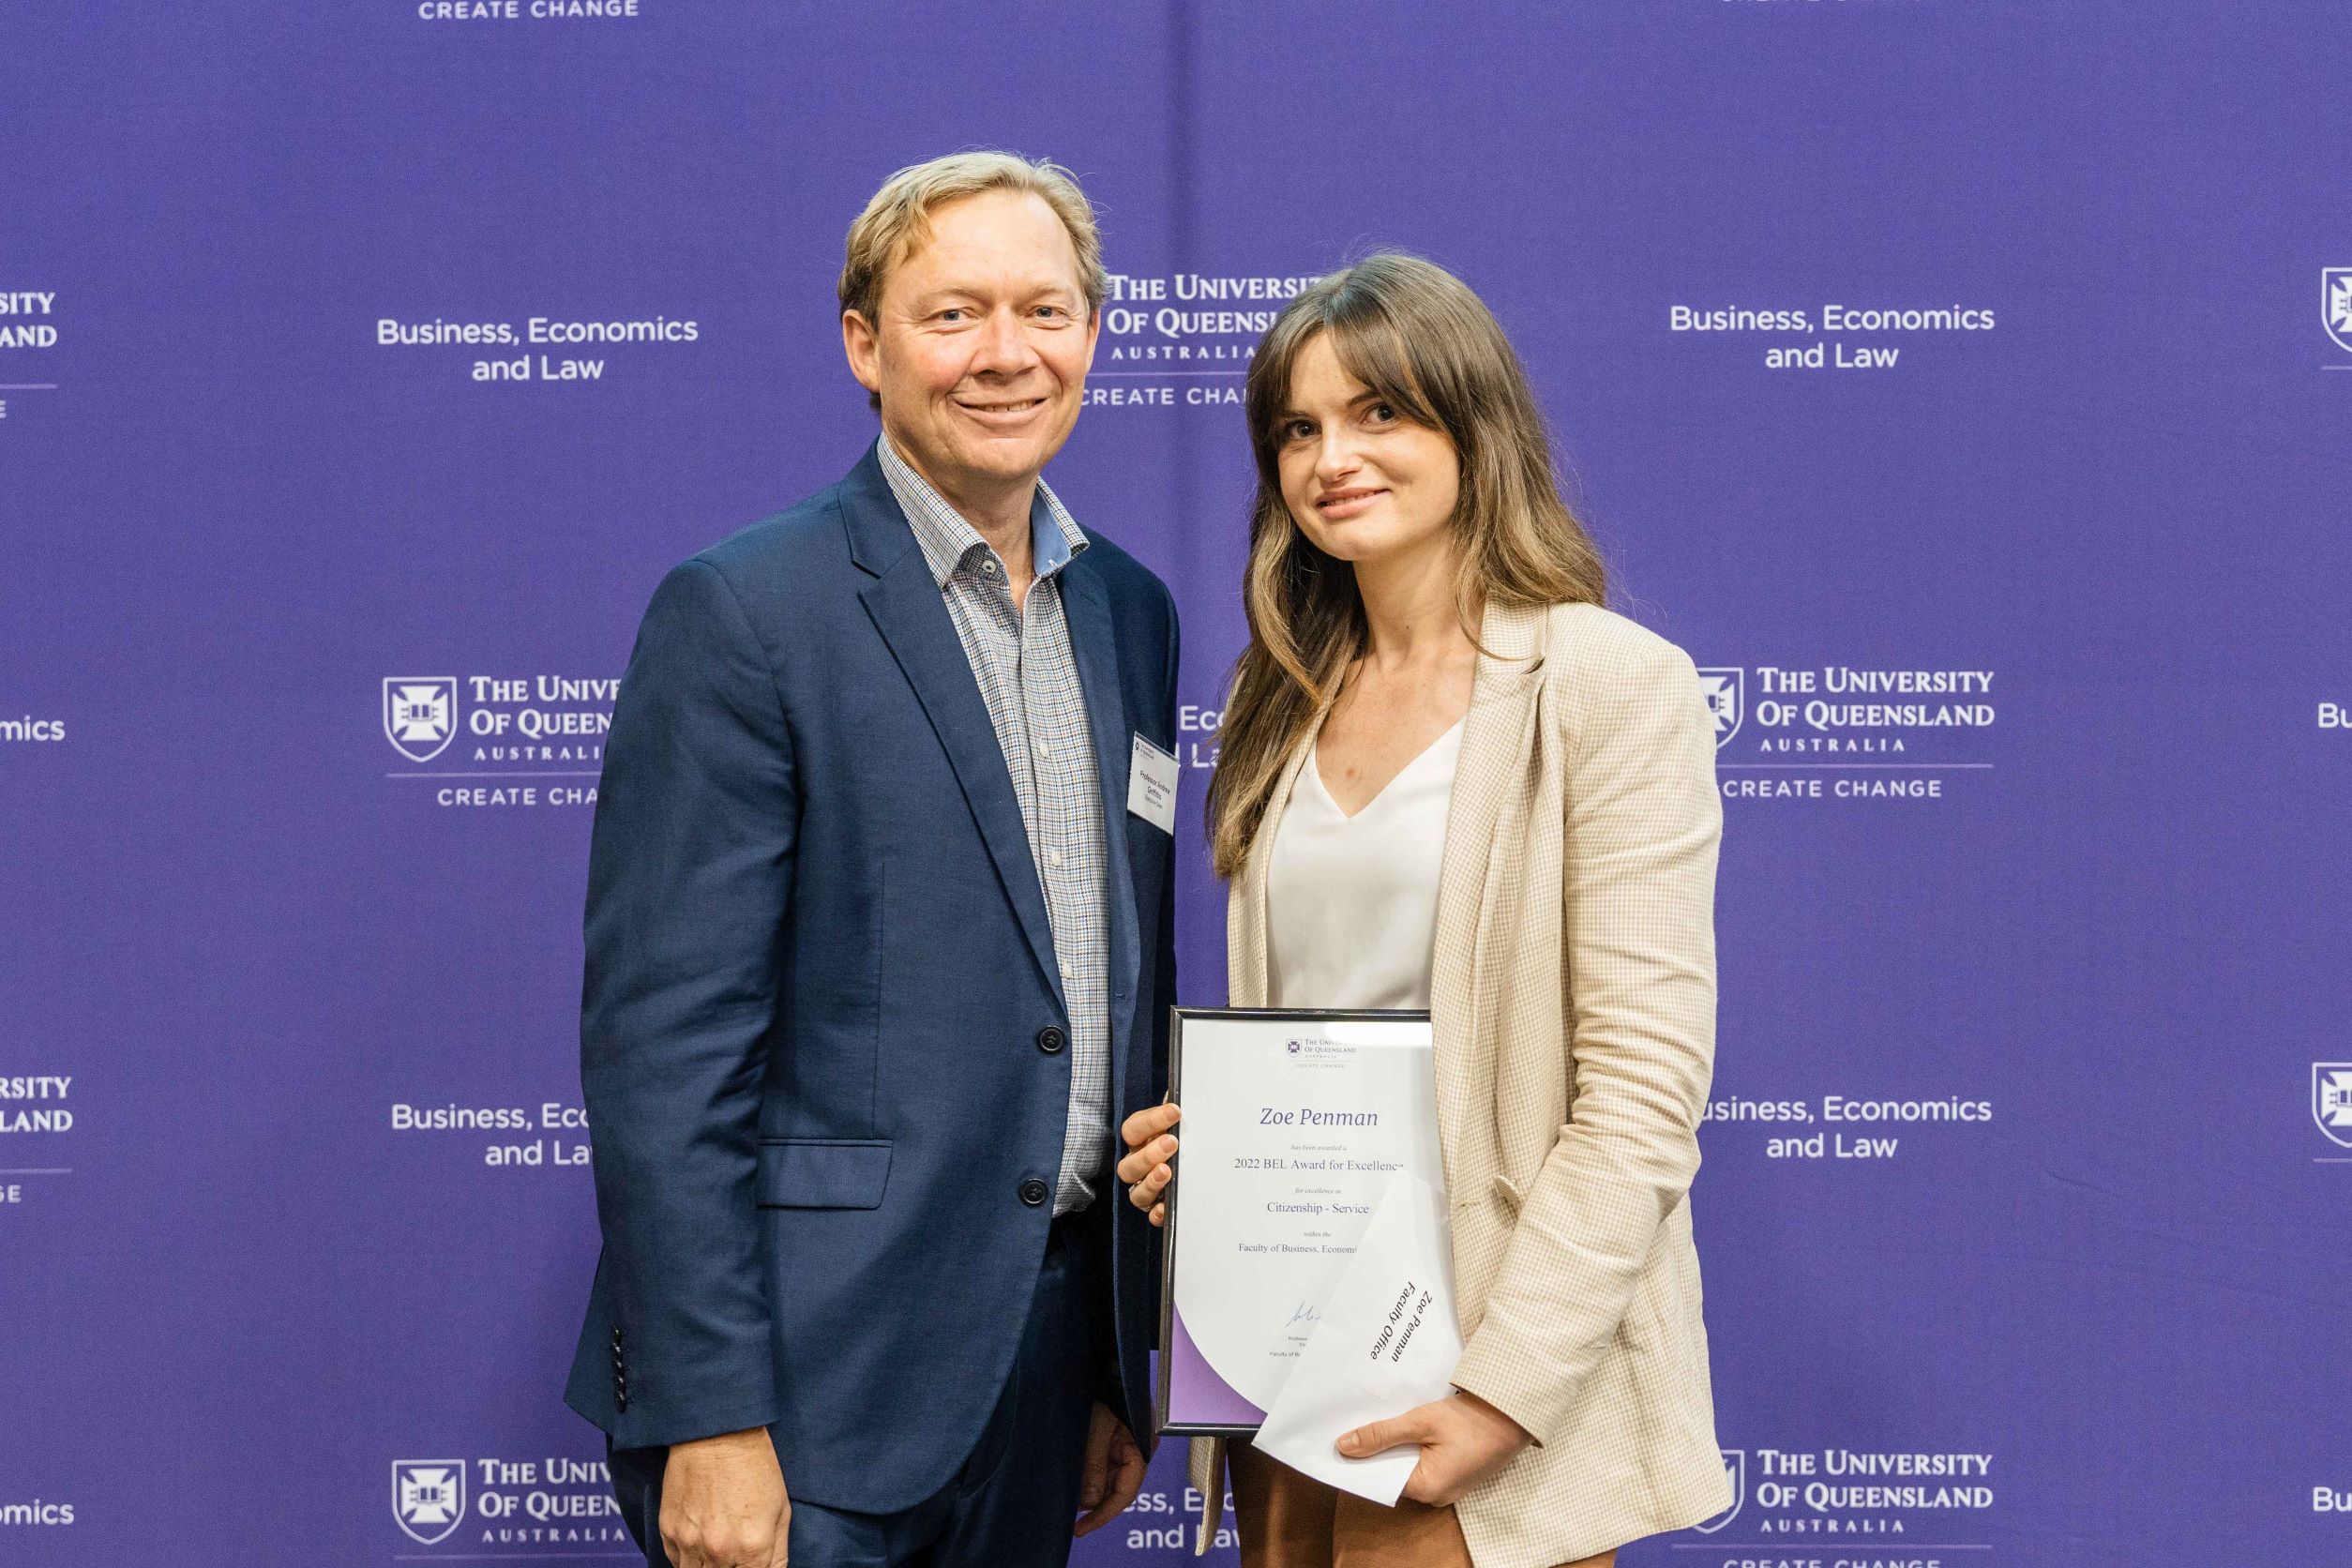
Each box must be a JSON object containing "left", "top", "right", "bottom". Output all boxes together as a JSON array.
[
  {"left": 1036, "top": 1026, "right": 1066, "bottom": 1055},
  {"left": 1019, "top": 1178, "right": 1049, "bottom": 1206}
]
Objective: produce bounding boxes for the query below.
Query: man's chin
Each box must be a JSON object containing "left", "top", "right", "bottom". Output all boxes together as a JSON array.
[{"left": 952, "top": 434, "right": 1056, "bottom": 480}]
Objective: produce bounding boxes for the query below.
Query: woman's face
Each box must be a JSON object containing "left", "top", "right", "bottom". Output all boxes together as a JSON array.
[{"left": 1274, "top": 333, "right": 1460, "bottom": 571}]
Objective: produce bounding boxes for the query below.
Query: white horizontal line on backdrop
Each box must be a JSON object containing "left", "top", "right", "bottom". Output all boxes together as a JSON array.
[{"left": 1717, "top": 763, "right": 1994, "bottom": 770}]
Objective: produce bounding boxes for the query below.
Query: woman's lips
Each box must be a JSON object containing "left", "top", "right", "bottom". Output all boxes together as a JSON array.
[{"left": 1314, "top": 487, "right": 1386, "bottom": 520}]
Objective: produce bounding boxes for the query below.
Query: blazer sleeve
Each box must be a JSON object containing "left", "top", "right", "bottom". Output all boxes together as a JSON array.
[
  {"left": 581, "top": 556, "right": 796, "bottom": 1449},
  {"left": 1448, "top": 635, "right": 1722, "bottom": 1443}
]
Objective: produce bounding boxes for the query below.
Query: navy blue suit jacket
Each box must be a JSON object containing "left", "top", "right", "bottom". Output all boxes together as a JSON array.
[{"left": 565, "top": 445, "right": 1179, "bottom": 1514}]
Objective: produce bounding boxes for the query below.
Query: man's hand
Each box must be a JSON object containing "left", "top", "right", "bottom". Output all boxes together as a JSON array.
[
  {"left": 1073, "top": 1403, "right": 1147, "bottom": 1537},
  {"left": 1336, "top": 1392, "right": 1532, "bottom": 1507},
  {"left": 660, "top": 1427, "right": 791, "bottom": 1568}
]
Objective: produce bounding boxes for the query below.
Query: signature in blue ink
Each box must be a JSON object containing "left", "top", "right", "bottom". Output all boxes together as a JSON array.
[{"left": 1287, "top": 1301, "right": 1321, "bottom": 1328}]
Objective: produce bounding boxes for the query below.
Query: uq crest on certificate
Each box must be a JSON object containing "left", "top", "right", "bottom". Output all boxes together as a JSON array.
[{"left": 1155, "top": 1007, "right": 1448, "bottom": 1441}]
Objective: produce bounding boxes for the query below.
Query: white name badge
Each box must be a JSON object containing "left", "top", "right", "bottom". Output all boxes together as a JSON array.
[{"left": 1127, "top": 733, "right": 1179, "bottom": 834}]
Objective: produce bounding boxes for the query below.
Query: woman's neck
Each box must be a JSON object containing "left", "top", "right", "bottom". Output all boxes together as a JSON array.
[{"left": 1354, "top": 537, "right": 1474, "bottom": 674}]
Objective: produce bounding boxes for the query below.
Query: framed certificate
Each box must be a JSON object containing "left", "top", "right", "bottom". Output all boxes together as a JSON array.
[{"left": 1154, "top": 1007, "right": 1442, "bottom": 1438}]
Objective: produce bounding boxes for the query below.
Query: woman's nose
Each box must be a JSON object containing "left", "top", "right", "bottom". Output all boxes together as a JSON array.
[{"left": 1316, "top": 430, "right": 1362, "bottom": 480}]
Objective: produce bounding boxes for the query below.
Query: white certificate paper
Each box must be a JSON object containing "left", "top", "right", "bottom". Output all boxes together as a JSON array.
[
  {"left": 1164, "top": 1011, "right": 1444, "bottom": 1422},
  {"left": 1253, "top": 1175, "right": 1463, "bottom": 1502}
]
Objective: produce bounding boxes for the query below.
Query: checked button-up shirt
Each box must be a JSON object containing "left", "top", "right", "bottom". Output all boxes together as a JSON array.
[{"left": 877, "top": 434, "right": 1110, "bottom": 1216}]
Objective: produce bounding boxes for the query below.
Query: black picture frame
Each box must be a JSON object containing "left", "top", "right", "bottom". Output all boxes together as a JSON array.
[{"left": 1153, "top": 1004, "right": 1434, "bottom": 1439}]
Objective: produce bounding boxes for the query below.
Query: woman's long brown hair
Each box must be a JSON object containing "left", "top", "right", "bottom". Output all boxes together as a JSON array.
[{"left": 1205, "top": 253, "right": 1607, "bottom": 879}]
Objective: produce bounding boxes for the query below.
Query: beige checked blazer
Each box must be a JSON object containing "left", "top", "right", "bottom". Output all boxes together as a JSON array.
[{"left": 1187, "top": 598, "right": 1733, "bottom": 1568}]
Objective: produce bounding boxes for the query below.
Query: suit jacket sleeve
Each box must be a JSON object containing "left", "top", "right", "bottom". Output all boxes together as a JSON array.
[
  {"left": 1449, "top": 637, "right": 1722, "bottom": 1443},
  {"left": 582, "top": 557, "right": 795, "bottom": 1449},
  {"left": 1150, "top": 588, "right": 1181, "bottom": 1336}
]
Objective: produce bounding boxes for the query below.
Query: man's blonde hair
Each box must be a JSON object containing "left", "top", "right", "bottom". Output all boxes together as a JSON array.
[{"left": 838, "top": 151, "right": 1107, "bottom": 331}]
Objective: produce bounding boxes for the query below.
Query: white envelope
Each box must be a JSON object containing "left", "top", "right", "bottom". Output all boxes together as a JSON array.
[{"left": 1251, "top": 1175, "right": 1463, "bottom": 1504}]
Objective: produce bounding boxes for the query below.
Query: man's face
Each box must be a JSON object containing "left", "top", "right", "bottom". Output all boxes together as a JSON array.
[{"left": 844, "top": 189, "right": 1099, "bottom": 505}]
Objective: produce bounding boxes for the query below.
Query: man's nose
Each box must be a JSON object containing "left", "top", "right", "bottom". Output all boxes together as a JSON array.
[{"left": 972, "top": 307, "right": 1039, "bottom": 376}]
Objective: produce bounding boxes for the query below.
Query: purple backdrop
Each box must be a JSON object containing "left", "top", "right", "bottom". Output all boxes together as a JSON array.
[{"left": 5, "top": 3, "right": 2350, "bottom": 1563}]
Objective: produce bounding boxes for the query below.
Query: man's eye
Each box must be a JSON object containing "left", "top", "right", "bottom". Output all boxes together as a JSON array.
[
  {"left": 939, "top": 309, "right": 968, "bottom": 323},
  {"left": 1034, "top": 305, "right": 1066, "bottom": 321}
]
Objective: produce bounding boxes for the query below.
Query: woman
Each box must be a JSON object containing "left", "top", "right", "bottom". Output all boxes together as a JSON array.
[{"left": 1118, "top": 254, "right": 1732, "bottom": 1567}]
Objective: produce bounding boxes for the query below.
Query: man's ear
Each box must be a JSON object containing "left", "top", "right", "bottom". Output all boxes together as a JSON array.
[{"left": 842, "top": 310, "right": 882, "bottom": 394}]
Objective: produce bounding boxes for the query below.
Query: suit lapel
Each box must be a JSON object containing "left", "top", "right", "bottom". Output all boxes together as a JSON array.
[
  {"left": 847, "top": 452, "right": 1063, "bottom": 1003},
  {"left": 1059, "top": 554, "right": 1143, "bottom": 1108}
]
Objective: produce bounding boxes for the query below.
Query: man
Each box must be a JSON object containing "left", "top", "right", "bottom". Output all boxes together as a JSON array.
[{"left": 565, "top": 152, "right": 1180, "bottom": 1568}]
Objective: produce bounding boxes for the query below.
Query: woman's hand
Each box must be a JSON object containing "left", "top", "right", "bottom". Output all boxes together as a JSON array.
[
  {"left": 1116, "top": 1103, "right": 1182, "bottom": 1226},
  {"left": 1336, "top": 1391, "right": 1533, "bottom": 1506}
]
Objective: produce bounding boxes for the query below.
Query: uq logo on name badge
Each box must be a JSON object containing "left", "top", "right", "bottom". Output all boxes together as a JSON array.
[
  {"left": 1697, "top": 668, "right": 1744, "bottom": 749},
  {"left": 2314, "top": 1063, "right": 2352, "bottom": 1149},
  {"left": 1690, "top": 1448, "right": 1744, "bottom": 1533},
  {"left": 384, "top": 678, "right": 459, "bottom": 763},
  {"left": 2325, "top": 269, "right": 2352, "bottom": 355},
  {"left": 392, "top": 1460, "right": 467, "bottom": 1545}
]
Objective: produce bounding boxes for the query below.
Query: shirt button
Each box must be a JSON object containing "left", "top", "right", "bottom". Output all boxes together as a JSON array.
[
  {"left": 1038, "top": 740, "right": 1055, "bottom": 759},
  {"left": 1019, "top": 1177, "right": 1049, "bottom": 1206},
  {"left": 1048, "top": 849, "right": 1064, "bottom": 868},
  {"left": 1036, "top": 1026, "right": 1066, "bottom": 1054}
]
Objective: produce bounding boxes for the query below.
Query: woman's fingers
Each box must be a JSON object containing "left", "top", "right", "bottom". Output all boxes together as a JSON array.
[
  {"left": 1114, "top": 1133, "right": 1180, "bottom": 1186},
  {"left": 1120, "top": 1106, "right": 1184, "bottom": 1221},
  {"left": 1123, "top": 1157, "right": 1175, "bottom": 1212},
  {"left": 1119, "top": 1101, "right": 1183, "bottom": 1152}
]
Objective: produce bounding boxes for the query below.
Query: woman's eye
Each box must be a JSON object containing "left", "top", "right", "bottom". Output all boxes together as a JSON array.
[
  {"left": 1283, "top": 419, "right": 1314, "bottom": 442},
  {"left": 1366, "top": 402, "right": 1396, "bottom": 424}
]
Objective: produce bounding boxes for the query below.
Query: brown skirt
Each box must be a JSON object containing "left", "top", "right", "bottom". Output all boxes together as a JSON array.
[{"left": 1229, "top": 1440, "right": 1617, "bottom": 1568}]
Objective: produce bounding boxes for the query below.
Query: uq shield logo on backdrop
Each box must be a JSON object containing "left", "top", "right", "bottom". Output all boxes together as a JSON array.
[
  {"left": 2325, "top": 269, "right": 2352, "bottom": 355},
  {"left": 2314, "top": 1063, "right": 2352, "bottom": 1149},
  {"left": 383, "top": 678, "right": 458, "bottom": 763},
  {"left": 392, "top": 1460, "right": 467, "bottom": 1545},
  {"left": 1698, "top": 668, "right": 1744, "bottom": 748},
  {"left": 1691, "top": 1449, "right": 1744, "bottom": 1533}
]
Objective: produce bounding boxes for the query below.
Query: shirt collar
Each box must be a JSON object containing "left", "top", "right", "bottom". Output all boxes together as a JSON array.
[{"left": 876, "top": 433, "right": 1088, "bottom": 591}]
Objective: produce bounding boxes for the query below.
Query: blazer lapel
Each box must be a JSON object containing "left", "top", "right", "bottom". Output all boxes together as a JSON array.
[
  {"left": 1229, "top": 681, "right": 1339, "bottom": 1009},
  {"left": 846, "top": 452, "right": 1063, "bottom": 1004},
  {"left": 1429, "top": 602, "right": 1550, "bottom": 1160},
  {"left": 1058, "top": 552, "right": 1143, "bottom": 1108}
]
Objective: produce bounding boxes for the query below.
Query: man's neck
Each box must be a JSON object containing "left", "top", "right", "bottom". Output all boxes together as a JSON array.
[{"left": 883, "top": 430, "right": 1037, "bottom": 580}]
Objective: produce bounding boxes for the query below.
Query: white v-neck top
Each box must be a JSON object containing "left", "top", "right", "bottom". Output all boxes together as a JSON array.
[{"left": 1266, "top": 717, "right": 1464, "bottom": 1010}]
